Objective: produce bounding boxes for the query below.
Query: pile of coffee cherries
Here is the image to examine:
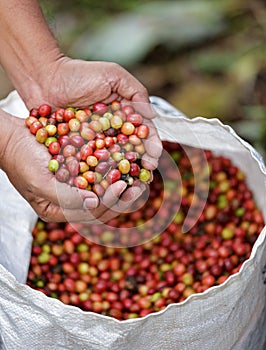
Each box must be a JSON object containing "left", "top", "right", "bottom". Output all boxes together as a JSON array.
[
  {"left": 25, "top": 101, "right": 151, "bottom": 196},
  {"left": 27, "top": 142, "right": 264, "bottom": 320}
]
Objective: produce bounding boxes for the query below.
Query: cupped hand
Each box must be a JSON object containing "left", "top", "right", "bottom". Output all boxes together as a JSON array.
[
  {"left": 32, "top": 59, "right": 154, "bottom": 114},
  {"left": 29, "top": 58, "right": 163, "bottom": 169},
  {"left": 1, "top": 114, "right": 145, "bottom": 222},
  {"left": 16, "top": 57, "right": 162, "bottom": 222},
  {"left": 22, "top": 58, "right": 162, "bottom": 222}
]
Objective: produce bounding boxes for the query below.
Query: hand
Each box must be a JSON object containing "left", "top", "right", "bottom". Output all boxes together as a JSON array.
[
  {"left": 0, "top": 0, "right": 162, "bottom": 223},
  {"left": 27, "top": 58, "right": 162, "bottom": 170},
  {"left": 1, "top": 113, "right": 145, "bottom": 223},
  {"left": 23, "top": 58, "right": 162, "bottom": 222}
]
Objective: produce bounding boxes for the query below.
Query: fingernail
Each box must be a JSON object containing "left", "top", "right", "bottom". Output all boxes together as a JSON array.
[{"left": 83, "top": 198, "right": 99, "bottom": 210}]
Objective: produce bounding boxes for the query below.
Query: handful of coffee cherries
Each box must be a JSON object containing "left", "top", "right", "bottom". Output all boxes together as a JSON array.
[{"left": 25, "top": 101, "right": 152, "bottom": 197}]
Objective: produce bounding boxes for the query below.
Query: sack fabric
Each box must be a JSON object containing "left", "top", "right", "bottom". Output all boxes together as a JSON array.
[{"left": 0, "top": 91, "right": 265, "bottom": 350}]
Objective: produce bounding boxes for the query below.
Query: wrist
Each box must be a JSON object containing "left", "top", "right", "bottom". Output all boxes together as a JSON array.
[
  {"left": 5, "top": 47, "right": 64, "bottom": 110},
  {"left": 17, "top": 49, "right": 64, "bottom": 109}
]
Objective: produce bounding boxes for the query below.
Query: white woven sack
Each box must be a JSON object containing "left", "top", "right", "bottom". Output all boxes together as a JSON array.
[
  {"left": 0, "top": 91, "right": 37, "bottom": 283},
  {"left": 0, "top": 91, "right": 265, "bottom": 350}
]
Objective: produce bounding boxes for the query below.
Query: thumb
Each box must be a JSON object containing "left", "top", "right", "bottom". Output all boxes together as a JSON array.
[{"left": 41, "top": 177, "right": 99, "bottom": 210}]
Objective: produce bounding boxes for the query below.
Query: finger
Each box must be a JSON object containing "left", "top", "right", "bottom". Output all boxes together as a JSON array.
[
  {"left": 101, "top": 93, "right": 120, "bottom": 105},
  {"left": 142, "top": 130, "right": 162, "bottom": 159},
  {"left": 116, "top": 183, "right": 146, "bottom": 212},
  {"left": 29, "top": 198, "right": 98, "bottom": 223},
  {"left": 143, "top": 119, "right": 162, "bottom": 155},
  {"left": 62, "top": 181, "right": 128, "bottom": 223},
  {"left": 96, "top": 184, "right": 146, "bottom": 222},
  {"left": 86, "top": 180, "right": 127, "bottom": 220},
  {"left": 141, "top": 153, "right": 158, "bottom": 171},
  {"left": 131, "top": 95, "right": 156, "bottom": 119},
  {"left": 100, "top": 180, "right": 128, "bottom": 209},
  {"left": 44, "top": 177, "right": 100, "bottom": 210},
  {"left": 113, "top": 65, "right": 155, "bottom": 119},
  {"left": 31, "top": 193, "right": 128, "bottom": 224},
  {"left": 120, "top": 97, "right": 156, "bottom": 120},
  {"left": 140, "top": 120, "right": 162, "bottom": 170}
]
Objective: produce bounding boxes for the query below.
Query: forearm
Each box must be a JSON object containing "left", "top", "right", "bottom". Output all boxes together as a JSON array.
[
  {"left": 0, "top": 0, "right": 62, "bottom": 106},
  {"left": 0, "top": 111, "right": 15, "bottom": 170}
]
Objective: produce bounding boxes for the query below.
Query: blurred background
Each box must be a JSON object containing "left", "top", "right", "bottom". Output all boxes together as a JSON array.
[{"left": 0, "top": 0, "right": 265, "bottom": 157}]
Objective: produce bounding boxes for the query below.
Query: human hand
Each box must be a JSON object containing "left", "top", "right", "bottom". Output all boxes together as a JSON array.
[
  {"left": 26, "top": 58, "right": 162, "bottom": 169},
  {"left": 0, "top": 113, "right": 145, "bottom": 222},
  {"left": 23, "top": 58, "right": 162, "bottom": 222},
  {"left": 0, "top": 1, "right": 161, "bottom": 223}
]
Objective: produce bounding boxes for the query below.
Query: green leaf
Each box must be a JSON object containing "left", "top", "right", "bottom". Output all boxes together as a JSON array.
[{"left": 70, "top": 1, "right": 227, "bottom": 66}]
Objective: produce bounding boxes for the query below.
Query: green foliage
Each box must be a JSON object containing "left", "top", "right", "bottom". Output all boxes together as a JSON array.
[
  {"left": 69, "top": 1, "right": 227, "bottom": 65},
  {"left": 16, "top": 1, "right": 266, "bottom": 160}
]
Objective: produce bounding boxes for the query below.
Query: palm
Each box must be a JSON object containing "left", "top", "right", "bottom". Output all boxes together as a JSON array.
[
  {"left": 3, "top": 116, "right": 145, "bottom": 223},
  {"left": 8, "top": 58, "right": 162, "bottom": 222},
  {"left": 45, "top": 59, "right": 162, "bottom": 168}
]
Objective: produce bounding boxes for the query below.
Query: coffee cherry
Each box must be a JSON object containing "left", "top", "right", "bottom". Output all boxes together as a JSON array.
[
  {"left": 130, "top": 163, "right": 140, "bottom": 177},
  {"left": 69, "top": 118, "right": 81, "bottom": 132},
  {"left": 39, "top": 117, "right": 48, "bottom": 127},
  {"left": 135, "top": 143, "right": 145, "bottom": 154},
  {"left": 139, "top": 168, "right": 151, "bottom": 182},
  {"left": 80, "top": 144, "right": 93, "bottom": 160},
  {"left": 36, "top": 128, "right": 48, "bottom": 144},
  {"left": 79, "top": 161, "right": 89, "bottom": 173},
  {"left": 48, "top": 159, "right": 59, "bottom": 173},
  {"left": 111, "top": 100, "right": 121, "bottom": 111},
  {"left": 55, "top": 108, "right": 65, "bottom": 123},
  {"left": 74, "top": 176, "right": 88, "bottom": 189},
  {"left": 30, "top": 121, "right": 42, "bottom": 135},
  {"left": 86, "top": 156, "right": 98, "bottom": 167},
  {"left": 125, "top": 152, "right": 137, "bottom": 162},
  {"left": 121, "top": 122, "right": 135, "bottom": 136},
  {"left": 118, "top": 159, "right": 130, "bottom": 174},
  {"left": 67, "top": 159, "right": 80, "bottom": 177},
  {"left": 29, "top": 108, "right": 39, "bottom": 118},
  {"left": 83, "top": 171, "right": 95, "bottom": 184},
  {"left": 94, "top": 149, "right": 110, "bottom": 161},
  {"left": 48, "top": 142, "right": 61, "bottom": 155},
  {"left": 93, "top": 183, "right": 105, "bottom": 197},
  {"left": 122, "top": 105, "right": 135, "bottom": 116},
  {"left": 80, "top": 126, "right": 96, "bottom": 141},
  {"left": 129, "top": 135, "right": 141, "bottom": 146},
  {"left": 62, "top": 144, "right": 76, "bottom": 158},
  {"left": 89, "top": 120, "right": 102, "bottom": 132},
  {"left": 93, "top": 102, "right": 108, "bottom": 115},
  {"left": 107, "top": 169, "right": 121, "bottom": 184},
  {"left": 95, "top": 162, "right": 110, "bottom": 175},
  {"left": 99, "top": 117, "right": 111, "bottom": 131},
  {"left": 110, "top": 115, "right": 123, "bottom": 129},
  {"left": 63, "top": 108, "right": 75, "bottom": 122},
  {"left": 70, "top": 135, "right": 84, "bottom": 148},
  {"left": 38, "top": 104, "right": 51, "bottom": 117},
  {"left": 128, "top": 113, "right": 143, "bottom": 126},
  {"left": 117, "top": 133, "right": 128, "bottom": 145},
  {"left": 25, "top": 116, "right": 38, "bottom": 128},
  {"left": 45, "top": 137, "right": 58, "bottom": 148},
  {"left": 112, "top": 152, "right": 124, "bottom": 162},
  {"left": 137, "top": 125, "right": 149, "bottom": 139},
  {"left": 45, "top": 124, "right": 57, "bottom": 136},
  {"left": 55, "top": 167, "right": 70, "bottom": 182}
]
